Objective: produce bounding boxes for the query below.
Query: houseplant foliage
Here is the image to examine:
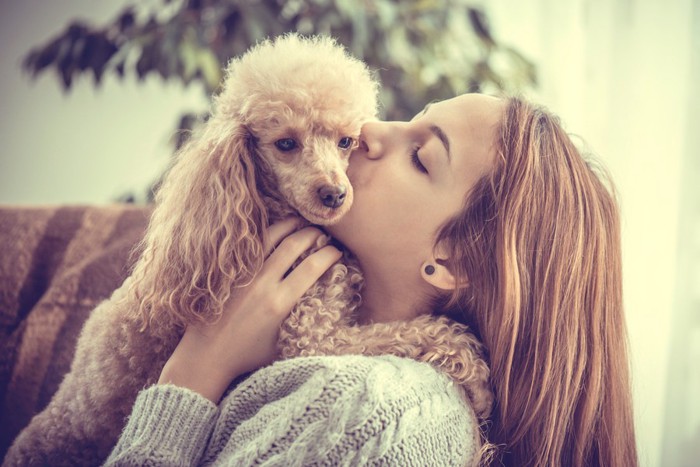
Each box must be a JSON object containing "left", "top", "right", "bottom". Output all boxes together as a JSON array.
[
  {"left": 22, "top": 0, "right": 535, "bottom": 200},
  {"left": 23, "top": 0, "right": 536, "bottom": 121}
]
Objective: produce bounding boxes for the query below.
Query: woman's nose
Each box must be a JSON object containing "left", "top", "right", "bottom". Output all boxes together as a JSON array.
[{"left": 357, "top": 121, "right": 399, "bottom": 160}]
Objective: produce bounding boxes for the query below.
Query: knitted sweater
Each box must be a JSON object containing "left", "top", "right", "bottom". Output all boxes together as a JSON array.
[{"left": 105, "top": 354, "right": 479, "bottom": 466}]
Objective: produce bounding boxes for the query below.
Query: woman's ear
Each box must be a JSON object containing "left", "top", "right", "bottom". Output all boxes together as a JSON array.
[
  {"left": 421, "top": 247, "right": 469, "bottom": 291},
  {"left": 421, "top": 260, "right": 460, "bottom": 290}
]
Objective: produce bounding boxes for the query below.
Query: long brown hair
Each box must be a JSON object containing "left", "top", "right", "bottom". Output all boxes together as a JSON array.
[{"left": 436, "top": 96, "right": 637, "bottom": 466}]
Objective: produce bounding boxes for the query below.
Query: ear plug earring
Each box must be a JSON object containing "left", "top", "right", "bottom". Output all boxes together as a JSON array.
[{"left": 424, "top": 264, "right": 435, "bottom": 275}]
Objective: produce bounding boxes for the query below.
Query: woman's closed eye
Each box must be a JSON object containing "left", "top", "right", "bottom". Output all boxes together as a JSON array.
[{"left": 411, "top": 147, "right": 428, "bottom": 174}]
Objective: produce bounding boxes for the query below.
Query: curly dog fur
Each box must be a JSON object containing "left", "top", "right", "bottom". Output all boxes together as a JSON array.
[{"left": 5, "top": 34, "right": 492, "bottom": 466}]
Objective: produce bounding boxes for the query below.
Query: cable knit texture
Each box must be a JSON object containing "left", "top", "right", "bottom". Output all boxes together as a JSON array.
[{"left": 105, "top": 354, "right": 478, "bottom": 466}]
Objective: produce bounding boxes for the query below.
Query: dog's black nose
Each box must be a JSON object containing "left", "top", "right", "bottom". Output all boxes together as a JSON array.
[{"left": 318, "top": 184, "right": 347, "bottom": 208}]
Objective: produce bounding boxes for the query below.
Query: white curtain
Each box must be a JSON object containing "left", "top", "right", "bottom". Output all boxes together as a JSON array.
[{"left": 487, "top": 0, "right": 700, "bottom": 465}]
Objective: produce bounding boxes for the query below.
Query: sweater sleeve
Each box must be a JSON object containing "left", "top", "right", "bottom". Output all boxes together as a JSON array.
[
  {"left": 204, "top": 355, "right": 479, "bottom": 466},
  {"left": 104, "top": 384, "right": 218, "bottom": 467}
]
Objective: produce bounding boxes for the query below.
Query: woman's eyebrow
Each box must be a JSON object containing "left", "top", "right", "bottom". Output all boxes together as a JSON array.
[{"left": 429, "top": 124, "right": 451, "bottom": 163}]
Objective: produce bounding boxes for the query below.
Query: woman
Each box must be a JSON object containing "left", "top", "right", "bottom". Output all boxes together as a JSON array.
[{"left": 106, "top": 94, "right": 638, "bottom": 466}]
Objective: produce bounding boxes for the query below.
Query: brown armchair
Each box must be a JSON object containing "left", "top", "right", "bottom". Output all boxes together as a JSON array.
[{"left": 0, "top": 204, "right": 150, "bottom": 461}]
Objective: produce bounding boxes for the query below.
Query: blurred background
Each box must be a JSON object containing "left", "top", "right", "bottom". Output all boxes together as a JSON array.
[{"left": 0, "top": 0, "right": 698, "bottom": 465}]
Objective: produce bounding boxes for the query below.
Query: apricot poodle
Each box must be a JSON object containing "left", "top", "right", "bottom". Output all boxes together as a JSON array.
[{"left": 5, "top": 34, "right": 492, "bottom": 466}]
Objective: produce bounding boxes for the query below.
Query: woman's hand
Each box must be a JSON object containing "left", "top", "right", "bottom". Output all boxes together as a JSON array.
[{"left": 158, "top": 218, "right": 342, "bottom": 402}]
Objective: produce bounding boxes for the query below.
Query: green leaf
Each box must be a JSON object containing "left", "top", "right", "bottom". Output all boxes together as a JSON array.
[{"left": 19, "top": 0, "right": 537, "bottom": 149}]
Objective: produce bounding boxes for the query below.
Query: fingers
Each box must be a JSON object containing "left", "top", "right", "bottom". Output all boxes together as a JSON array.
[
  {"left": 281, "top": 245, "right": 342, "bottom": 297},
  {"left": 258, "top": 220, "right": 342, "bottom": 316},
  {"left": 263, "top": 217, "right": 302, "bottom": 257},
  {"left": 262, "top": 226, "right": 327, "bottom": 279}
]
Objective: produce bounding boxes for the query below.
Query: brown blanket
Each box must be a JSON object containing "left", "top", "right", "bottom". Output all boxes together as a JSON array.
[{"left": 0, "top": 204, "right": 150, "bottom": 460}]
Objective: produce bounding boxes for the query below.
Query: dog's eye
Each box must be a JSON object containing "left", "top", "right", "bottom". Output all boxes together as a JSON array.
[
  {"left": 275, "top": 138, "right": 298, "bottom": 152},
  {"left": 338, "top": 137, "right": 354, "bottom": 150}
]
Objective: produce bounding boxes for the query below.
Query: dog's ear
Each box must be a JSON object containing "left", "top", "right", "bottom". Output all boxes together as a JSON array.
[{"left": 128, "top": 121, "right": 268, "bottom": 333}]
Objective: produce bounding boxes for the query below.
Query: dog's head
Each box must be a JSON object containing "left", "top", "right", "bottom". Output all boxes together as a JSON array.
[
  {"left": 129, "top": 35, "right": 378, "bottom": 331},
  {"left": 216, "top": 33, "right": 379, "bottom": 225}
]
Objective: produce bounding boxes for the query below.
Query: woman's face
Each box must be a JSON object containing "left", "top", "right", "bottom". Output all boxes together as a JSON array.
[{"left": 327, "top": 93, "right": 503, "bottom": 272}]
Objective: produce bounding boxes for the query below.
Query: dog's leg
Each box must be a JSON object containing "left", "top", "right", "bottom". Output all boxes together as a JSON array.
[{"left": 277, "top": 258, "right": 361, "bottom": 359}]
